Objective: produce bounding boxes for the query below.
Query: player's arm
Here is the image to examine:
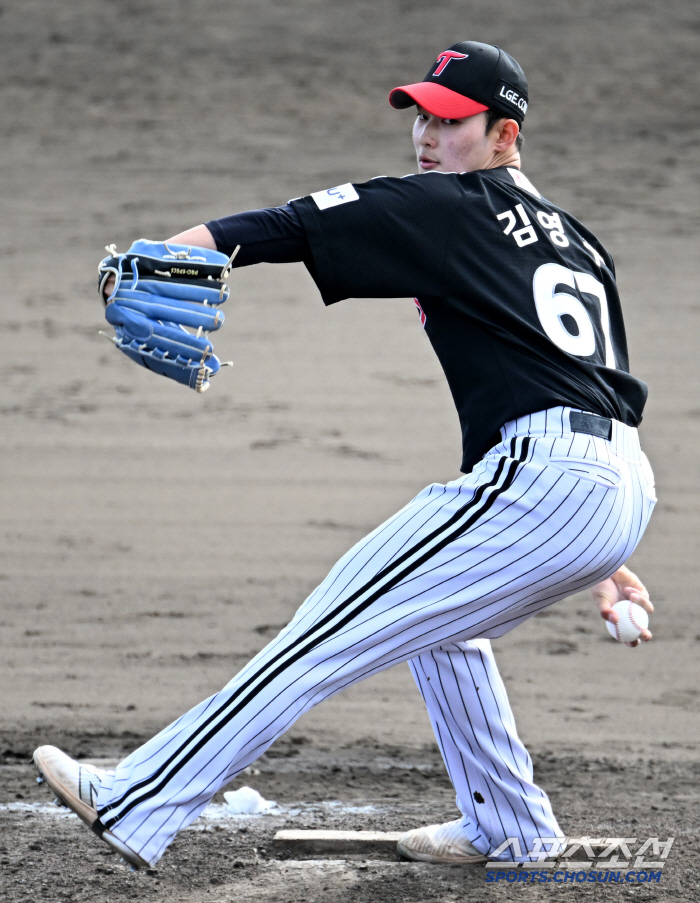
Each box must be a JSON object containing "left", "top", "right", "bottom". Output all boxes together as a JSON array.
[
  {"left": 591, "top": 564, "right": 653, "bottom": 647},
  {"left": 101, "top": 206, "right": 309, "bottom": 298},
  {"left": 166, "top": 224, "right": 217, "bottom": 249}
]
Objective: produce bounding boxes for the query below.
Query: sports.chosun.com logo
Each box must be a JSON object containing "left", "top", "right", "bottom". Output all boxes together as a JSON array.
[{"left": 484, "top": 836, "right": 673, "bottom": 885}]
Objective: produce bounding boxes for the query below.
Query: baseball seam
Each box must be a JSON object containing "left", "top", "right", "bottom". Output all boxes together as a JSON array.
[
  {"left": 627, "top": 601, "right": 644, "bottom": 632},
  {"left": 614, "top": 617, "right": 622, "bottom": 642}
]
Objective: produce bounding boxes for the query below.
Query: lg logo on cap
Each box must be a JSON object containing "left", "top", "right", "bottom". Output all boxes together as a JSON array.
[
  {"left": 433, "top": 50, "right": 468, "bottom": 76},
  {"left": 497, "top": 83, "right": 528, "bottom": 114}
]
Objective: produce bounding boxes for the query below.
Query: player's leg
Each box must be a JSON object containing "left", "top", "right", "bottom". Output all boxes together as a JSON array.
[
  {"left": 83, "top": 475, "right": 484, "bottom": 865},
  {"left": 47, "top": 409, "right": 653, "bottom": 867},
  {"left": 404, "top": 639, "right": 562, "bottom": 861},
  {"left": 397, "top": 413, "right": 656, "bottom": 863}
]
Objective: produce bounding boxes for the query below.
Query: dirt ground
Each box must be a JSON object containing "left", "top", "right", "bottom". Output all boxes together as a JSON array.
[{"left": 1, "top": 0, "right": 699, "bottom": 900}]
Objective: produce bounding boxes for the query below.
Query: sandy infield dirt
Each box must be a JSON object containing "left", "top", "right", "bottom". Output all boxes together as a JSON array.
[{"left": 1, "top": 0, "right": 699, "bottom": 900}]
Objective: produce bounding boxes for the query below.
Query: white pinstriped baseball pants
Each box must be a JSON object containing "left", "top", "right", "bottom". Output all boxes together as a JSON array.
[{"left": 94, "top": 407, "right": 655, "bottom": 866}]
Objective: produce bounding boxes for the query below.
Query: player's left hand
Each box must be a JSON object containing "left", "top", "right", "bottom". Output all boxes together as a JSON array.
[
  {"left": 591, "top": 564, "right": 653, "bottom": 647},
  {"left": 98, "top": 240, "right": 238, "bottom": 393}
]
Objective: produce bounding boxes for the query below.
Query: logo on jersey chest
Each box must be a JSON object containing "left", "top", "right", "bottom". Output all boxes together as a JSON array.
[{"left": 495, "top": 82, "right": 528, "bottom": 115}]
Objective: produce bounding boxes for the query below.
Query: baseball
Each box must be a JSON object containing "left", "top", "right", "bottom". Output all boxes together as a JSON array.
[{"left": 606, "top": 600, "right": 649, "bottom": 643}]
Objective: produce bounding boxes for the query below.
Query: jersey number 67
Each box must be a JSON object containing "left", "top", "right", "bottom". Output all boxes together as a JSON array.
[{"left": 533, "top": 263, "right": 616, "bottom": 368}]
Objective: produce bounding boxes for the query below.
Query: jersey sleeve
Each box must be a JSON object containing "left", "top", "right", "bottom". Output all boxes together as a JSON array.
[
  {"left": 289, "top": 175, "right": 459, "bottom": 305},
  {"left": 205, "top": 205, "right": 312, "bottom": 267}
]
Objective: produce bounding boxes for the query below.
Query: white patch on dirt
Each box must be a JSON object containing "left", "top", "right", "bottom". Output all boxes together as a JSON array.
[{"left": 224, "top": 786, "right": 279, "bottom": 813}]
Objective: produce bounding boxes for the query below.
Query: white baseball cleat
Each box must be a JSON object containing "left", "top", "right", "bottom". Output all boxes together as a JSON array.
[
  {"left": 397, "top": 819, "right": 488, "bottom": 864},
  {"left": 33, "top": 745, "right": 150, "bottom": 870}
]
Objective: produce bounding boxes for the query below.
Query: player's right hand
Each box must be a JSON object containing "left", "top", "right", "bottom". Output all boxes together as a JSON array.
[{"left": 591, "top": 564, "right": 653, "bottom": 647}]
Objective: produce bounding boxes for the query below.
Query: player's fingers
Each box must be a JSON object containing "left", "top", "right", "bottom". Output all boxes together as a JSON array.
[
  {"left": 102, "top": 274, "right": 116, "bottom": 302},
  {"left": 599, "top": 606, "right": 617, "bottom": 623},
  {"left": 626, "top": 588, "right": 654, "bottom": 614},
  {"left": 625, "top": 628, "right": 652, "bottom": 648},
  {"left": 592, "top": 577, "right": 618, "bottom": 613},
  {"left": 614, "top": 565, "right": 647, "bottom": 595}
]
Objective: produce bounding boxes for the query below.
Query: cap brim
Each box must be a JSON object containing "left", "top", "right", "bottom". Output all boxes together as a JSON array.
[{"left": 389, "top": 83, "right": 489, "bottom": 119}]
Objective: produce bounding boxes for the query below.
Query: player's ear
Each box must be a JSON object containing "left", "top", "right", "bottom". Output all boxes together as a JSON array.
[{"left": 492, "top": 118, "right": 520, "bottom": 152}]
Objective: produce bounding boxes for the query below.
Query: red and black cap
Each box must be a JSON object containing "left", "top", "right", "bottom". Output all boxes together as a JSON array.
[{"left": 389, "top": 41, "right": 528, "bottom": 125}]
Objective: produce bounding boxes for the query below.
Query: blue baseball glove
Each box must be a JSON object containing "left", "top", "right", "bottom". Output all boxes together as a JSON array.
[{"left": 98, "top": 240, "right": 238, "bottom": 392}]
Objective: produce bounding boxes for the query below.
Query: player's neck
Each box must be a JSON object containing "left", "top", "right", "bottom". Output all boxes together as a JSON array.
[{"left": 484, "top": 148, "right": 521, "bottom": 171}]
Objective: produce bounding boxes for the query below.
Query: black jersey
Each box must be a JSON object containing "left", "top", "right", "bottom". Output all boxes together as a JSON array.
[{"left": 290, "top": 167, "right": 647, "bottom": 472}]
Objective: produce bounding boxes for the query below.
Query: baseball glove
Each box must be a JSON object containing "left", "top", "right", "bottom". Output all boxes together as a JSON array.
[{"left": 98, "top": 240, "right": 239, "bottom": 392}]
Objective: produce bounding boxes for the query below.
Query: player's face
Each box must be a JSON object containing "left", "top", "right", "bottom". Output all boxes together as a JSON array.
[{"left": 413, "top": 108, "right": 495, "bottom": 174}]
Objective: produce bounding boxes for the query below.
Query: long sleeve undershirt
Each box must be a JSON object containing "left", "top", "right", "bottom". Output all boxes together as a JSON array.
[{"left": 205, "top": 205, "right": 314, "bottom": 272}]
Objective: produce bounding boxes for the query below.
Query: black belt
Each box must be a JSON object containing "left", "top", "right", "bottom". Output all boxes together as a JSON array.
[{"left": 570, "top": 411, "right": 613, "bottom": 440}]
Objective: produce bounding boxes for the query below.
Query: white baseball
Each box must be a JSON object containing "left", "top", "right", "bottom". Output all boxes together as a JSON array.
[{"left": 605, "top": 600, "right": 649, "bottom": 643}]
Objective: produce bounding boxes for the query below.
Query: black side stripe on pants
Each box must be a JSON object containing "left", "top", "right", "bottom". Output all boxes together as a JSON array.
[{"left": 98, "top": 438, "right": 531, "bottom": 827}]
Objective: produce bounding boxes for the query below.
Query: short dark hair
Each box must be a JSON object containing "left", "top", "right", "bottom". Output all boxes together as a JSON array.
[{"left": 485, "top": 108, "right": 524, "bottom": 152}]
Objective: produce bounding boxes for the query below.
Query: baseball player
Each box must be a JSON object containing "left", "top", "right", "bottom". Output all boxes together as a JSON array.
[{"left": 35, "top": 41, "right": 656, "bottom": 869}]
